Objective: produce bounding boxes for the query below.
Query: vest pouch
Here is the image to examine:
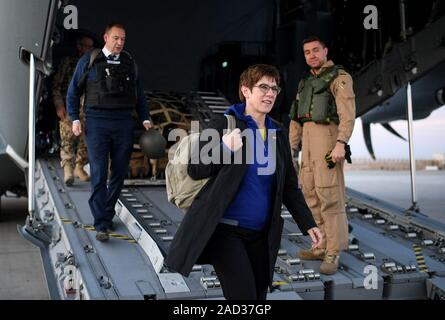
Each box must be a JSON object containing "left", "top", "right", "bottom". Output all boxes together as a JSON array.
[
  {"left": 297, "top": 80, "right": 314, "bottom": 119},
  {"left": 105, "top": 74, "right": 114, "bottom": 93},
  {"left": 311, "top": 91, "right": 331, "bottom": 122},
  {"left": 311, "top": 78, "right": 328, "bottom": 94},
  {"left": 105, "top": 67, "right": 128, "bottom": 97}
]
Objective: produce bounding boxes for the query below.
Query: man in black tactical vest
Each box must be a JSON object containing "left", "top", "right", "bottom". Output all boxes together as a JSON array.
[
  {"left": 289, "top": 37, "right": 356, "bottom": 274},
  {"left": 67, "top": 23, "right": 153, "bottom": 242}
]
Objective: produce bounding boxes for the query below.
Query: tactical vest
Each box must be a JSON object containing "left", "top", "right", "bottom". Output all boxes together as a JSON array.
[
  {"left": 85, "top": 51, "right": 137, "bottom": 109},
  {"left": 292, "top": 65, "right": 344, "bottom": 124}
]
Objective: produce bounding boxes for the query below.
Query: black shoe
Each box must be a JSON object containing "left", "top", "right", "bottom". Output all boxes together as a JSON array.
[
  {"left": 106, "top": 224, "right": 115, "bottom": 233},
  {"left": 96, "top": 231, "right": 109, "bottom": 242}
]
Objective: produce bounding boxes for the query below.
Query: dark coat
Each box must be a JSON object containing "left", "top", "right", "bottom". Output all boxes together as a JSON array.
[{"left": 165, "top": 111, "right": 316, "bottom": 285}]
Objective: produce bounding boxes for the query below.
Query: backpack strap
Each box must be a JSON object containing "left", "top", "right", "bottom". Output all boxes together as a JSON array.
[
  {"left": 76, "top": 48, "right": 101, "bottom": 94},
  {"left": 224, "top": 114, "right": 236, "bottom": 133},
  {"left": 88, "top": 48, "right": 101, "bottom": 68}
]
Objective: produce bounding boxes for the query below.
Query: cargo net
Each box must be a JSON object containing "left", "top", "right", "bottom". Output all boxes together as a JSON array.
[{"left": 129, "top": 91, "right": 221, "bottom": 180}]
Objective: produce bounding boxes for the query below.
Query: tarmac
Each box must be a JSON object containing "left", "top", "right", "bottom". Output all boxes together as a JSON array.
[
  {"left": 345, "top": 170, "right": 445, "bottom": 224},
  {"left": 0, "top": 196, "right": 49, "bottom": 300}
]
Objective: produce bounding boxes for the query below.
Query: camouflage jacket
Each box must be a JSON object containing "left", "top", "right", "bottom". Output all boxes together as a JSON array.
[{"left": 52, "top": 55, "right": 79, "bottom": 109}]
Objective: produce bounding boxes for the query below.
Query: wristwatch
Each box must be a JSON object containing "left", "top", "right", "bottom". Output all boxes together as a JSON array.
[{"left": 337, "top": 139, "right": 347, "bottom": 145}]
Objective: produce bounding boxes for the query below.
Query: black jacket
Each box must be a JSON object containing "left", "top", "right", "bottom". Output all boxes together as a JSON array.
[{"left": 165, "top": 111, "right": 316, "bottom": 284}]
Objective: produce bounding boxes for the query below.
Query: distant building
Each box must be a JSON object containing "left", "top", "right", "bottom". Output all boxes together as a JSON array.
[
  {"left": 346, "top": 157, "right": 445, "bottom": 171},
  {"left": 433, "top": 153, "right": 445, "bottom": 164}
]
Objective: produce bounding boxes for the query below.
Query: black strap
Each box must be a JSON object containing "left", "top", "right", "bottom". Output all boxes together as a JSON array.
[
  {"left": 76, "top": 49, "right": 101, "bottom": 94},
  {"left": 224, "top": 114, "right": 236, "bottom": 133}
]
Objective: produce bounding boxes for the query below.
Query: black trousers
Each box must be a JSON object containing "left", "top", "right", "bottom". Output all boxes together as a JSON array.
[
  {"left": 203, "top": 223, "right": 270, "bottom": 300},
  {"left": 85, "top": 117, "right": 134, "bottom": 231}
]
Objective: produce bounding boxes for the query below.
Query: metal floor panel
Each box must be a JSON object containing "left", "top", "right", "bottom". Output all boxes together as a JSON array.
[
  {"left": 68, "top": 191, "right": 162, "bottom": 299},
  {"left": 345, "top": 197, "right": 445, "bottom": 300},
  {"left": 33, "top": 159, "right": 445, "bottom": 300},
  {"left": 280, "top": 217, "right": 384, "bottom": 300},
  {"left": 349, "top": 220, "right": 445, "bottom": 273},
  {"left": 346, "top": 187, "right": 445, "bottom": 242},
  {"left": 36, "top": 158, "right": 165, "bottom": 299},
  {"left": 117, "top": 187, "right": 309, "bottom": 299},
  {"left": 346, "top": 216, "right": 445, "bottom": 299}
]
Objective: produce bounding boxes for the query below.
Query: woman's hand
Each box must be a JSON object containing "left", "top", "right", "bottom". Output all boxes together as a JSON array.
[{"left": 222, "top": 128, "right": 243, "bottom": 152}]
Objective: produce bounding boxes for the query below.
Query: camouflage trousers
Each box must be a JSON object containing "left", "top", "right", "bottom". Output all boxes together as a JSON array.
[{"left": 59, "top": 111, "right": 88, "bottom": 168}]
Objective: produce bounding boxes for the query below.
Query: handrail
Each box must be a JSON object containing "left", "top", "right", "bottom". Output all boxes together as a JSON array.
[
  {"left": 28, "top": 53, "right": 36, "bottom": 220},
  {"left": 406, "top": 82, "right": 419, "bottom": 213}
]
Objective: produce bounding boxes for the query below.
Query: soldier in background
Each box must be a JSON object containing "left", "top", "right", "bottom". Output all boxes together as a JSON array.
[
  {"left": 289, "top": 36, "right": 356, "bottom": 275},
  {"left": 52, "top": 35, "right": 94, "bottom": 186}
]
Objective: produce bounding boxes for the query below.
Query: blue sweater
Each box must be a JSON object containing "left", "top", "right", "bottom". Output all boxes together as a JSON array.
[
  {"left": 66, "top": 52, "right": 150, "bottom": 122},
  {"left": 222, "top": 103, "right": 279, "bottom": 231}
]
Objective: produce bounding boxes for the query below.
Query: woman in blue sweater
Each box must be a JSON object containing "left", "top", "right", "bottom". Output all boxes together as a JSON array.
[{"left": 166, "top": 64, "right": 322, "bottom": 300}]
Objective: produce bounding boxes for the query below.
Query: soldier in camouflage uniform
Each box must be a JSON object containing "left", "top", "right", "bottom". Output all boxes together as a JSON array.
[{"left": 53, "top": 36, "right": 94, "bottom": 186}]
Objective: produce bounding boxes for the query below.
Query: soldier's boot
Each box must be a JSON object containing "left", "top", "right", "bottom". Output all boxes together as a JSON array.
[
  {"left": 320, "top": 254, "right": 340, "bottom": 275},
  {"left": 298, "top": 248, "right": 326, "bottom": 261},
  {"left": 63, "top": 164, "right": 74, "bottom": 186},
  {"left": 75, "top": 164, "right": 90, "bottom": 182},
  {"left": 95, "top": 231, "right": 109, "bottom": 242}
]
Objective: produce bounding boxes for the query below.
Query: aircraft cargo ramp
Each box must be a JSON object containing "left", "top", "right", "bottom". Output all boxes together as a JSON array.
[{"left": 26, "top": 157, "right": 445, "bottom": 300}]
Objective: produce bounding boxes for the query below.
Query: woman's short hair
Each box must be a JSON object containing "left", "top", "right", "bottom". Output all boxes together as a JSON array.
[{"left": 239, "top": 64, "right": 280, "bottom": 102}]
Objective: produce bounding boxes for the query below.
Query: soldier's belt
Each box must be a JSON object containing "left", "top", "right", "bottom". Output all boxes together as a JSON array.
[{"left": 299, "top": 119, "right": 339, "bottom": 126}]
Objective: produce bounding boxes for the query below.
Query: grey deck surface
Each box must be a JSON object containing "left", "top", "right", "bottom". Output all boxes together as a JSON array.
[
  {"left": 0, "top": 196, "right": 49, "bottom": 300},
  {"left": 2, "top": 158, "right": 444, "bottom": 299}
]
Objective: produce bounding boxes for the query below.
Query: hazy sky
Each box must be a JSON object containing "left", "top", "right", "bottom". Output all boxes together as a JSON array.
[{"left": 349, "top": 105, "right": 445, "bottom": 160}]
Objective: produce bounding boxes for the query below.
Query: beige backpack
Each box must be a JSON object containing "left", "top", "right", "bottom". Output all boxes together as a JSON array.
[{"left": 165, "top": 114, "right": 236, "bottom": 211}]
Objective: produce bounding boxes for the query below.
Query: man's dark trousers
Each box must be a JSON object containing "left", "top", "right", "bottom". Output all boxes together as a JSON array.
[{"left": 85, "top": 116, "right": 134, "bottom": 232}]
